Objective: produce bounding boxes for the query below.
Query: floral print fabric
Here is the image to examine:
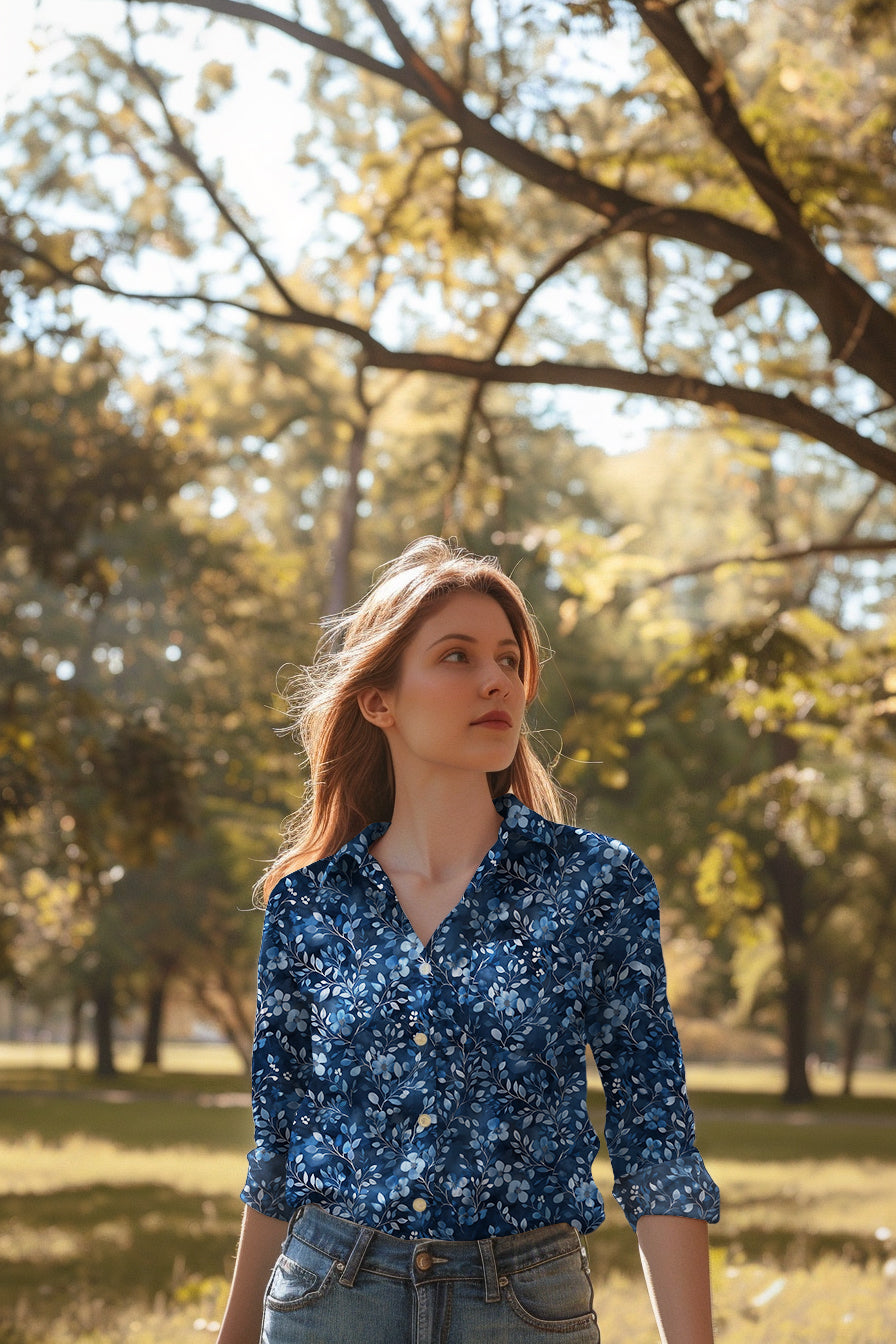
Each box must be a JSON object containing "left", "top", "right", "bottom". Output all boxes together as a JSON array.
[{"left": 241, "top": 795, "right": 720, "bottom": 1237}]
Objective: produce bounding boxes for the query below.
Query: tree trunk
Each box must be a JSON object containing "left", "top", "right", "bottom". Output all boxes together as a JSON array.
[
  {"left": 779, "top": 931, "right": 812, "bottom": 1103},
  {"left": 840, "top": 975, "right": 869, "bottom": 1098},
  {"left": 767, "top": 735, "right": 814, "bottom": 1104},
  {"left": 92, "top": 977, "right": 117, "bottom": 1077},
  {"left": 188, "top": 969, "right": 253, "bottom": 1073},
  {"left": 141, "top": 971, "right": 170, "bottom": 1069},
  {"left": 841, "top": 908, "right": 891, "bottom": 1095},
  {"left": 68, "top": 992, "right": 84, "bottom": 1071},
  {"left": 326, "top": 415, "right": 368, "bottom": 617}
]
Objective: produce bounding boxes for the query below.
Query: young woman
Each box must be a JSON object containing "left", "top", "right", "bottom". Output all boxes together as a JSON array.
[{"left": 217, "top": 537, "right": 719, "bottom": 1344}]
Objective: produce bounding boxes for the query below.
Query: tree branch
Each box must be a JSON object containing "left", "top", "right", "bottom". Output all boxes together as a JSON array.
[
  {"left": 128, "top": 0, "right": 407, "bottom": 87},
  {"left": 8, "top": 229, "right": 895, "bottom": 485},
  {"left": 838, "top": 481, "right": 883, "bottom": 540},
  {"left": 1, "top": 232, "right": 372, "bottom": 338},
  {"left": 655, "top": 535, "right": 896, "bottom": 585},
  {"left": 125, "top": 21, "right": 308, "bottom": 318},
  {"left": 124, "top": 0, "right": 784, "bottom": 273},
  {"left": 119, "top": 0, "right": 896, "bottom": 399},
  {"left": 368, "top": 344, "right": 891, "bottom": 481},
  {"left": 791, "top": 479, "right": 885, "bottom": 607},
  {"left": 631, "top": 0, "right": 805, "bottom": 243},
  {"left": 628, "top": 0, "right": 896, "bottom": 393},
  {"left": 639, "top": 233, "right": 655, "bottom": 370},
  {"left": 449, "top": 223, "right": 615, "bottom": 494},
  {"left": 375, "top": 139, "right": 459, "bottom": 244},
  {"left": 367, "top": 350, "right": 896, "bottom": 486},
  {"left": 712, "top": 271, "right": 769, "bottom": 318}
]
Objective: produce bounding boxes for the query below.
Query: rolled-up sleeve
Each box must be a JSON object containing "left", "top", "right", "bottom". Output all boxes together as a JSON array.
[
  {"left": 240, "top": 882, "right": 311, "bottom": 1220},
  {"left": 583, "top": 842, "right": 720, "bottom": 1231}
]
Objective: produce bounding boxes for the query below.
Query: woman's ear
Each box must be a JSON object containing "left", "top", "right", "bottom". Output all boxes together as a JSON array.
[{"left": 357, "top": 687, "right": 395, "bottom": 728}]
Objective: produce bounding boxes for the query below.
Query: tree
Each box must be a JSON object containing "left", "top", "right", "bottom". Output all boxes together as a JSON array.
[
  {"left": 2, "top": 0, "right": 895, "bottom": 492},
  {"left": 3, "top": 0, "right": 894, "bottom": 1093},
  {"left": 0, "top": 264, "right": 295, "bottom": 1071},
  {"left": 548, "top": 421, "right": 896, "bottom": 1101}
]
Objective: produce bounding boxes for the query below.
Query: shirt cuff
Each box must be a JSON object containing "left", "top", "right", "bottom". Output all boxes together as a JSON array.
[
  {"left": 612, "top": 1151, "right": 720, "bottom": 1231},
  {"left": 241, "top": 1146, "right": 292, "bottom": 1222}
]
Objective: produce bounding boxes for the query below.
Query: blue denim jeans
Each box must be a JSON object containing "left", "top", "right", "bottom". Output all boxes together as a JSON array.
[{"left": 261, "top": 1205, "right": 601, "bottom": 1343}]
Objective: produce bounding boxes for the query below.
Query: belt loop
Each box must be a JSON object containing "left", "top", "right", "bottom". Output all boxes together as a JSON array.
[
  {"left": 338, "top": 1223, "right": 375, "bottom": 1287},
  {"left": 477, "top": 1237, "right": 501, "bottom": 1303},
  {"left": 284, "top": 1206, "right": 303, "bottom": 1241}
]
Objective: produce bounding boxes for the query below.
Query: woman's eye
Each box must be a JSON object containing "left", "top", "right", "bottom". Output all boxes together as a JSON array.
[{"left": 443, "top": 649, "right": 468, "bottom": 662}]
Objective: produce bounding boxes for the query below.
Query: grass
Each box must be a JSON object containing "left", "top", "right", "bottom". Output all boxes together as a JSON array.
[
  {"left": 586, "top": 1075, "right": 896, "bottom": 1342},
  {"left": 0, "top": 1046, "right": 894, "bottom": 1342}
]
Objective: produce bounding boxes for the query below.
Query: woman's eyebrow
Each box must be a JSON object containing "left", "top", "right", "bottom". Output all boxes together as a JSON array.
[{"left": 426, "top": 633, "right": 520, "bottom": 650}]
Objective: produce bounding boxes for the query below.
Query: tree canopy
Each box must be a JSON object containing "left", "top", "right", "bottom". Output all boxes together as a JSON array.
[
  {"left": 1, "top": 0, "right": 894, "bottom": 1095},
  {"left": 2, "top": 0, "right": 895, "bottom": 491}
]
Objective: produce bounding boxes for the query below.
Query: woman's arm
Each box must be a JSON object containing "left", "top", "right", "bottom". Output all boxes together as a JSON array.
[
  {"left": 216, "top": 1205, "right": 289, "bottom": 1344},
  {"left": 636, "top": 1214, "right": 714, "bottom": 1344}
]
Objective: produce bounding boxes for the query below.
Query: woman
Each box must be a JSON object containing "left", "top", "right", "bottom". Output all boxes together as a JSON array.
[{"left": 217, "top": 537, "right": 719, "bottom": 1344}]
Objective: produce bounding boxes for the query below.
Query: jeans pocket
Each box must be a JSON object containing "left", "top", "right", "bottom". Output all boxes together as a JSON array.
[
  {"left": 264, "top": 1240, "right": 339, "bottom": 1313},
  {"left": 505, "top": 1250, "right": 599, "bottom": 1335}
]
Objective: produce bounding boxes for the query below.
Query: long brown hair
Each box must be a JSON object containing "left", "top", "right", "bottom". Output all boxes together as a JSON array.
[{"left": 258, "top": 537, "right": 569, "bottom": 903}]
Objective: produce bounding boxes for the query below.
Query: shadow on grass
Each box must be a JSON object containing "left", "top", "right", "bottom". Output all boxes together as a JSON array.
[
  {"left": 1, "top": 1184, "right": 242, "bottom": 1318},
  {"left": 0, "top": 1093, "right": 252, "bottom": 1152},
  {"left": 0, "top": 1066, "right": 248, "bottom": 1096},
  {"left": 585, "top": 1091, "right": 896, "bottom": 1164},
  {"left": 687, "top": 1088, "right": 896, "bottom": 1120},
  {"left": 712, "top": 1224, "right": 891, "bottom": 1270},
  {"left": 694, "top": 1114, "right": 896, "bottom": 1163},
  {"left": 579, "top": 1213, "right": 890, "bottom": 1287},
  {"left": 581, "top": 1222, "right": 891, "bottom": 1284}
]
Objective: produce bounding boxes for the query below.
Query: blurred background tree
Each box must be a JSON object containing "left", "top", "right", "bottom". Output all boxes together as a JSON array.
[{"left": 0, "top": 0, "right": 893, "bottom": 1096}]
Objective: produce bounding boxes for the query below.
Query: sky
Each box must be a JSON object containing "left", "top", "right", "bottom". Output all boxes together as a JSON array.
[
  {"left": 2, "top": 1, "right": 116, "bottom": 103},
  {"left": 0, "top": 0, "right": 45, "bottom": 102},
  {"left": 1, "top": 0, "right": 313, "bottom": 252},
  {"left": 1, "top": 0, "right": 327, "bottom": 363},
  {"left": 0, "top": 0, "right": 672, "bottom": 452}
]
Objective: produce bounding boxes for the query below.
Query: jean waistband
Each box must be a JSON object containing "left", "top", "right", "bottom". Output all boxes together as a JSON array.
[{"left": 284, "top": 1204, "right": 585, "bottom": 1299}]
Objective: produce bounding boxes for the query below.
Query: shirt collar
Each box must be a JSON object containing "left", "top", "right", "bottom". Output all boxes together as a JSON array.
[{"left": 320, "top": 794, "right": 558, "bottom": 888}]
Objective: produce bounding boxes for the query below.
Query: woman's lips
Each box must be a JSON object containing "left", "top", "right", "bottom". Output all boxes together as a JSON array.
[{"left": 471, "top": 712, "right": 513, "bottom": 727}]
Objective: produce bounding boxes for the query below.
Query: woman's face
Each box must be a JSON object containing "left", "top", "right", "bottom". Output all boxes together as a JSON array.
[{"left": 367, "top": 591, "right": 527, "bottom": 785}]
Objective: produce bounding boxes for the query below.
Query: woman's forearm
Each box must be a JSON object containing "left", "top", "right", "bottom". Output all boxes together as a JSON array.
[
  {"left": 216, "top": 1205, "right": 289, "bottom": 1344},
  {"left": 636, "top": 1214, "right": 714, "bottom": 1344}
]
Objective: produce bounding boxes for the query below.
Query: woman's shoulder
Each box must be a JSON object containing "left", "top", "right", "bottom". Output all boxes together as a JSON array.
[
  {"left": 264, "top": 820, "right": 386, "bottom": 913},
  {"left": 503, "top": 797, "right": 654, "bottom": 894},
  {"left": 506, "top": 796, "right": 641, "bottom": 863},
  {"left": 262, "top": 849, "right": 341, "bottom": 915}
]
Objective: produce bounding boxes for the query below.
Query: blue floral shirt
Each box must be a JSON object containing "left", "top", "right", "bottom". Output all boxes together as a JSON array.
[{"left": 241, "top": 795, "right": 719, "bottom": 1237}]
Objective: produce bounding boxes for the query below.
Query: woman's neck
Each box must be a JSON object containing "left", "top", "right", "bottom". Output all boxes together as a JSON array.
[{"left": 375, "top": 775, "right": 501, "bottom": 884}]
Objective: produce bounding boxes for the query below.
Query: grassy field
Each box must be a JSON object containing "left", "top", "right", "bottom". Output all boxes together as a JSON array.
[{"left": 0, "top": 1045, "right": 894, "bottom": 1343}]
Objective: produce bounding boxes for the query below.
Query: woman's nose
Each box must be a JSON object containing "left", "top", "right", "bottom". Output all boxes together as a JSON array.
[{"left": 484, "top": 665, "right": 511, "bottom": 696}]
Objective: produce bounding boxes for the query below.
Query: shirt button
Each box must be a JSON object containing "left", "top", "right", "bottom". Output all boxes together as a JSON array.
[
  {"left": 412, "top": 1197, "right": 428, "bottom": 1212},
  {"left": 417, "top": 1112, "right": 433, "bottom": 1129},
  {"left": 413, "top": 1032, "right": 428, "bottom": 1046},
  {"left": 419, "top": 960, "right": 432, "bottom": 975}
]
